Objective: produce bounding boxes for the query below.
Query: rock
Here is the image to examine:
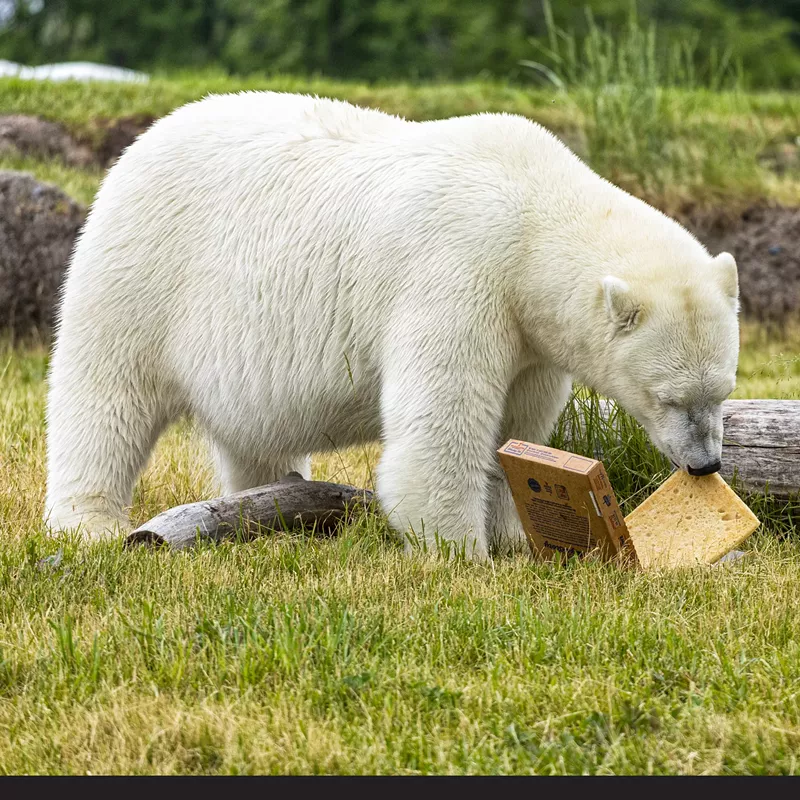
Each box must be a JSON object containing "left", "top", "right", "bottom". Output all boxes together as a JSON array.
[
  {"left": 0, "top": 171, "right": 86, "bottom": 338},
  {"left": 89, "top": 115, "right": 156, "bottom": 167},
  {"left": 0, "top": 115, "right": 95, "bottom": 168},
  {"left": 0, "top": 113, "right": 155, "bottom": 169},
  {"left": 683, "top": 205, "right": 800, "bottom": 325}
]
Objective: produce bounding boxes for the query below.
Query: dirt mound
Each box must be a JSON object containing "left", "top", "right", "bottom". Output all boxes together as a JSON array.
[
  {"left": 0, "top": 113, "right": 156, "bottom": 169},
  {"left": 685, "top": 205, "right": 800, "bottom": 324},
  {"left": 0, "top": 171, "right": 86, "bottom": 337},
  {"left": 0, "top": 115, "right": 95, "bottom": 168},
  {"left": 88, "top": 115, "right": 156, "bottom": 167}
]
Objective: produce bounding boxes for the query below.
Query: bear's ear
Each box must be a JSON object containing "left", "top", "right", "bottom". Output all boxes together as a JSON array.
[
  {"left": 601, "top": 276, "right": 642, "bottom": 332},
  {"left": 714, "top": 251, "right": 739, "bottom": 304}
]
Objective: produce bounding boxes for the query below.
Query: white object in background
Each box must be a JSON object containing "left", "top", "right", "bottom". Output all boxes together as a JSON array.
[
  {"left": 0, "top": 59, "right": 22, "bottom": 77},
  {"left": 0, "top": 60, "right": 148, "bottom": 83}
]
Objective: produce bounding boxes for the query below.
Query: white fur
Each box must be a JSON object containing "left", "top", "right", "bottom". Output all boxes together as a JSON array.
[{"left": 44, "top": 91, "right": 740, "bottom": 558}]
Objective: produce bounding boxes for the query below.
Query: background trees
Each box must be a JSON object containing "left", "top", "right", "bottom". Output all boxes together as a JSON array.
[{"left": 1, "top": 0, "right": 799, "bottom": 87}]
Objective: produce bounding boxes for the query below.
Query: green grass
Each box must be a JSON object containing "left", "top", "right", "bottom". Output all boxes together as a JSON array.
[
  {"left": 736, "top": 326, "right": 800, "bottom": 400},
  {"left": 0, "top": 326, "right": 797, "bottom": 775},
  {"left": 1, "top": 63, "right": 799, "bottom": 773},
  {"left": 2, "top": 73, "right": 800, "bottom": 212}
]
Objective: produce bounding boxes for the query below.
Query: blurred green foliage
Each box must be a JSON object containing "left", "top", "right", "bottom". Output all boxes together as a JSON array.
[{"left": 1, "top": 1, "right": 800, "bottom": 88}]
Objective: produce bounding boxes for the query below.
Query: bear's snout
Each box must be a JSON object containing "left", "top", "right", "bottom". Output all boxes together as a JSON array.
[{"left": 687, "top": 460, "right": 722, "bottom": 477}]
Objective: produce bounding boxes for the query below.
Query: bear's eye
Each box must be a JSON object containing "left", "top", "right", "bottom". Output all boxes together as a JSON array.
[{"left": 658, "top": 397, "right": 682, "bottom": 410}]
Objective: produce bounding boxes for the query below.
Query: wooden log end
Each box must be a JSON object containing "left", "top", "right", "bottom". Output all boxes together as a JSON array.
[{"left": 125, "top": 528, "right": 168, "bottom": 549}]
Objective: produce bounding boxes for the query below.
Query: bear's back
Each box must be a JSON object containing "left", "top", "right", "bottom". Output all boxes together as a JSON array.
[
  {"left": 129, "top": 91, "right": 577, "bottom": 177},
  {"left": 144, "top": 91, "right": 411, "bottom": 149}
]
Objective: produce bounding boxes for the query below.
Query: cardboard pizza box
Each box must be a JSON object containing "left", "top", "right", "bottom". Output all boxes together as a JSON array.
[
  {"left": 498, "top": 440, "right": 636, "bottom": 563},
  {"left": 499, "top": 439, "right": 761, "bottom": 569}
]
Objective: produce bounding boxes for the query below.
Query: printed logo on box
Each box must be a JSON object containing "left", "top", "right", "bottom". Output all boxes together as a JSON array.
[
  {"left": 504, "top": 441, "right": 527, "bottom": 456},
  {"left": 528, "top": 478, "right": 542, "bottom": 493}
]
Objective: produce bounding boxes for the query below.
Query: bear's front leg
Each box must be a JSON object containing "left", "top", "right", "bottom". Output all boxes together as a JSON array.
[
  {"left": 376, "top": 343, "right": 510, "bottom": 562},
  {"left": 488, "top": 365, "right": 573, "bottom": 556}
]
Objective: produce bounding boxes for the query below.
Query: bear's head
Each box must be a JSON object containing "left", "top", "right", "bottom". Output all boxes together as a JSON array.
[{"left": 597, "top": 251, "right": 740, "bottom": 475}]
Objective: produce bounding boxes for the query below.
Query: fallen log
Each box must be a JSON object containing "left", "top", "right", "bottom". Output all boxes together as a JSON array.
[
  {"left": 126, "top": 472, "right": 373, "bottom": 550},
  {"left": 128, "top": 399, "right": 798, "bottom": 551},
  {"left": 721, "top": 400, "right": 800, "bottom": 499},
  {"left": 565, "top": 399, "right": 800, "bottom": 500}
]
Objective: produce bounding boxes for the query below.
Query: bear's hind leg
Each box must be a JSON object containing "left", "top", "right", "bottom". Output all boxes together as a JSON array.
[{"left": 44, "top": 350, "right": 171, "bottom": 540}]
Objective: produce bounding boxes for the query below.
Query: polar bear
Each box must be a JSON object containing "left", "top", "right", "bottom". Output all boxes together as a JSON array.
[{"left": 44, "top": 92, "right": 740, "bottom": 559}]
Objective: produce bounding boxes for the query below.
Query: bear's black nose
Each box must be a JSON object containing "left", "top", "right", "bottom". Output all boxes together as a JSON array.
[{"left": 687, "top": 461, "right": 722, "bottom": 476}]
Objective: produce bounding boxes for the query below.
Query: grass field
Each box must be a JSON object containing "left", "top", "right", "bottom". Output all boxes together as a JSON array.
[
  {"left": 1, "top": 72, "right": 799, "bottom": 774},
  {"left": 3, "top": 74, "right": 800, "bottom": 212},
  {"left": 0, "top": 324, "right": 798, "bottom": 775}
]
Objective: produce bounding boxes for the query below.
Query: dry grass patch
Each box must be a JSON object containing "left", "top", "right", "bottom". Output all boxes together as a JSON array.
[{"left": 0, "top": 326, "right": 797, "bottom": 774}]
